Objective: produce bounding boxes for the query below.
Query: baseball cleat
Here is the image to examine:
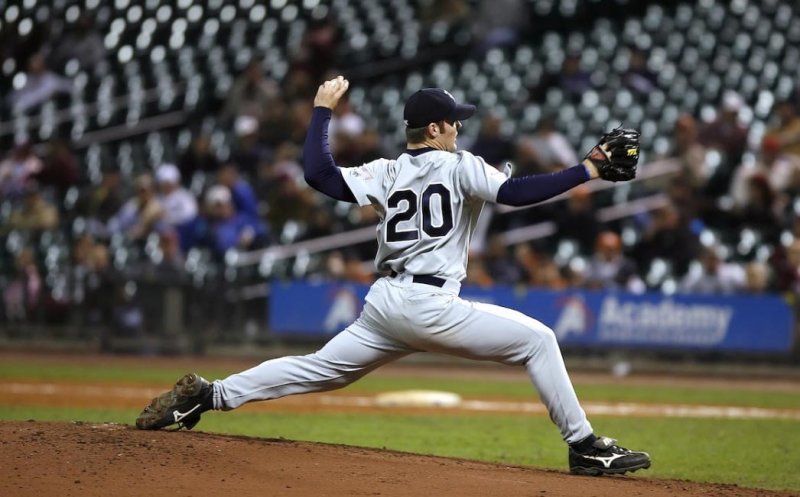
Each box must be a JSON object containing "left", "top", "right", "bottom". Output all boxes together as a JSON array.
[
  {"left": 136, "top": 373, "right": 212, "bottom": 430},
  {"left": 568, "top": 436, "right": 651, "bottom": 476}
]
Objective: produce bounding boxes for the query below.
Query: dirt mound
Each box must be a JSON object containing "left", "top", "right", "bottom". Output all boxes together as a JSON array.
[{"left": 0, "top": 421, "right": 794, "bottom": 497}]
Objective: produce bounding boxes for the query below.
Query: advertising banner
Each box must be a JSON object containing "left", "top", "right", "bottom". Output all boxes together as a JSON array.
[{"left": 270, "top": 281, "right": 795, "bottom": 353}]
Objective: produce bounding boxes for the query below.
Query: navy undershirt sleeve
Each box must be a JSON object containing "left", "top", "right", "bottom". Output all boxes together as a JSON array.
[
  {"left": 302, "top": 107, "right": 357, "bottom": 203},
  {"left": 495, "top": 165, "right": 591, "bottom": 206}
]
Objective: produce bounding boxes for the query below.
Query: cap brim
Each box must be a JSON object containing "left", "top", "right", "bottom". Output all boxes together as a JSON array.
[{"left": 451, "top": 103, "right": 476, "bottom": 121}]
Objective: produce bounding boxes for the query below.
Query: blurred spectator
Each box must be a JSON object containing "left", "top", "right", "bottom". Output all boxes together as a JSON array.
[
  {"left": 421, "top": 0, "right": 471, "bottom": 25},
  {"left": 0, "top": 14, "right": 49, "bottom": 64},
  {"left": 322, "top": 250, "right": 374, "bottom": 284},
  {"left": 345, "top": 207, "right": 381, "bottom": 261},
  {"left": 352, "top": 203, "right": 381, "bottom": 228},
  {"left": 529, "top": 255, "right": 567, "bottom": 289},
  {"left": 632, "top": 203, "right": 700, "bottom": 276},
  {"left": 2, "top": 248, "right": 42, "bottom": 322},
  {"left": 465, "top": 255, "right": 494, "bottom": 288},
  {"left": 469, "top": 114, "right": 514, "bottom": 167},
  {"left": 472, "top": 0, "right": 529, "bottom": 53},
  {"left": 773, "top": 239, "right": 800, "bottom": 293},
  {"left": 329, "top": 97, "right": 366, "bottom": 165},
  {"left": 323, "top": 251, "right": 346, "bottom": 281},
  {"left": 202, "top": 185, "right": 268, "bottom": 257},
  {"left": 645, "top": 115, "right": 705, "bottom": 209},
  {"left": 151, "top": 229, "right": 186, "bottom": 278},
  {"left": 737, "top": 174, "right": 783, "bottom": 243},
  {"left": 42, "top": 235, "right": 114, "bottom": 328},
  {"left": 764, "top": 136, "right": 800, "bottom": 198},
  {"left": 219, "top": 58, "right": 278, "bottom": 123},
  {"left": 513, "top": 243, "right": 541, "bottom": 283},
  {"left": 48, "top": 13, "right": 107, "bottom": 69},
  {"left": 670, "top": 114, "right": 708, "bottom": 189},
  {"left": 177, "top": 132, "right": 220, "bottom": 180},
  {"left": 260, "top": 100, "right": 294, "bottom": 147},
  {"left": 766, "top": 100, "right": 800, "bottom": 158},
  {"left": 351, "top": 129, "right": 386, "bottom": 165},
  {"left": 296, "top": 15, "right": 341, "bottom": 80},
  {"left": 77, "top": 235, "right": 99, "bottom": 262},
  {"left": 0, "top": 141, "right": 43, "bottom": 198},
  {"left": 257, "top": 142, "right": 304, "bottom": 197},
  {"left": 77, "top": 165, "right": 123, "bottom": 236},
  {"left": 156, "top": 164, "right": 199, "bottom": 250},
  {"left": 533, "top": 54, "right": 592, "bottom": 101},
  {"left": 330, "top": 98, "right": 365, "bottom": 139},
  {"left": 7, "top": 53, "right": 72, "bottom": 113},
  {"left": 267, "top": 175, "right": 321, "bottom": 242},
  {"left": 484, "top": 235, "right": 522, "bottom": 284},
  {"left": 552, "top": 185, "right": 600, "bottom": 254},
  {"left": 585, "top": 231, "right": 644, "bottom": 292},
  {"left": 743, "top": 261, "right": 772, "bottom": 294},
  {"left": 108, "top": 174, "right": 164, "bottom": 241},
  {"left": 731, "top": 136, "right": 800, "bottom": 208},
  {"left": 34, "top": 138, "right": 79, "bottom": 196},
  {"left": 5, "top": 183, "right": 59, "bottom": 233},
  {"left": 82, "top": 242, "right": 115, "bottom": 328},
  {"left": 665, "top": 177, "right": 701, "bottom": 228},
  {"left": 303, "top": 206, "right": 338, "bottom": 240},
  {"left": 231, "top": 115, "right": 271, "bottom": 177},
  {"left": 112, "top": 281, "right": 145, "bottom": 340},
  {"left": 786, "top": 163, "right": 800, "bottom": 200},
  {"left": 679, "top": 246, "right": 745, "bottom": 295},
  {"left": 562, "top": 263, "right": 588, "bottom": 289},
  {"left": 622, "top": 49, "right": 657, "bottom": 96},
  {"left": 217, "top": 163, "right": 260, "bottom": 219},
  {"left": 288, "top": 100, "right": 314, "bottom": 143},
  {"left": 281, "top": 67, "right": 316, "bottom": 102},
  {"left": 699, "top": 90, "right": 750, "bottom": 196},
  {"left": 515, "top": 117, "right": 579, "bottom": 175},
  {"left": 343, "top": 252, "right": 375, "bottom": 284}
]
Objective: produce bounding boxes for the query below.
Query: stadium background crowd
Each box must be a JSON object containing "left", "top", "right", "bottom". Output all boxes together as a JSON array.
[{"left": 1, "top": 0, "right": 799, "bottom": 346}]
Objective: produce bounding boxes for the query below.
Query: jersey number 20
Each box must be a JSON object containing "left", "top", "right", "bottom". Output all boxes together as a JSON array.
[{"left": 386, "top": 184, "right": 454, "bottom": 242}]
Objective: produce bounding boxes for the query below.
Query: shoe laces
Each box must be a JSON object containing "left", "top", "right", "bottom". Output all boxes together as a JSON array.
[{"left": 593, "top": 437, "right": 632, "bottom": 455}]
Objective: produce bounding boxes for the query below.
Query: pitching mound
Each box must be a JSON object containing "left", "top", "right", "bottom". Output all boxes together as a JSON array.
[{"left": 0, "top": 421, "right": 793, "bottom": 497}]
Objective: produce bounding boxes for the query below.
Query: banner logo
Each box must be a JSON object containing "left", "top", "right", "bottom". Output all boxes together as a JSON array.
[
  {"left": 323, "top": 288, "right": 361, "bottom": 333},
  {"left": 597, "top": 296, "right": 733, "bottom": 345},
  {"left": 554, "top": 295, "right": 591, "bottom": 341}
]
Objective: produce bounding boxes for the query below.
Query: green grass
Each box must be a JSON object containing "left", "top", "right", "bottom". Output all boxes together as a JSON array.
[
  {"left": 0, "top": 361, "right": 235, "bottom": 384},
  {"left": 347, "top": 376, "right": 800, "bottom": 409},
  {"left": 1, "top": 404, "right": 798, "bottom": 492},
  {"left": 2, "top": 360, "right": 798, "bottom": 409}
]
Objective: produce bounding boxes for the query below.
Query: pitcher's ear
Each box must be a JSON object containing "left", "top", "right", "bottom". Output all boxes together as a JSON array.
[{"left": 427, "top": 122, "right": 440, "bottom": 138}]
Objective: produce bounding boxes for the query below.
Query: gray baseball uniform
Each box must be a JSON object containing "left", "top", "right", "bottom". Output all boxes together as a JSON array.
[{"left": 212, "top": 149, "right": 593, "bottom": 444}]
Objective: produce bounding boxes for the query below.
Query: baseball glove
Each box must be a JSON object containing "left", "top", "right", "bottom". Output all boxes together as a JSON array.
[{"left": 584, "top": 127, "right": 640, "bottom": 182}]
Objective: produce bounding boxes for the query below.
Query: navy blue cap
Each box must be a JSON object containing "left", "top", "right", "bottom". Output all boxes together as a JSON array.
[{"left": 403, "top": 88, "right": 476, "bottom": 128}]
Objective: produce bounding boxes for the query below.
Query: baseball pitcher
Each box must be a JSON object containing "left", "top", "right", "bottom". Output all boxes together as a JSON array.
[{"left": 137, "top": 76, "right": 650, "bottom": 476}]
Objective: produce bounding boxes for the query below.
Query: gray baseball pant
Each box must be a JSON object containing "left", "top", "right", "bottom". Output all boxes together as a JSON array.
[{"left": 213, "top": 274, "right": 593, "bottom": 443}]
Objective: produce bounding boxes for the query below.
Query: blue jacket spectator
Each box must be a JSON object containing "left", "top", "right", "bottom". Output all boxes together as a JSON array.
[
  {"left": 218, "top": 163, "right": 260, "bottom": 219},
  {"left": 203, "top": 185, "right": 268, "bottom": 258}
]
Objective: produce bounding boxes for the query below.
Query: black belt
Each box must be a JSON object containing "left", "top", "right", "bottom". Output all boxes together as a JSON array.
[{"left": 389, "top": 271, "right": 446, "bottom": 288}]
